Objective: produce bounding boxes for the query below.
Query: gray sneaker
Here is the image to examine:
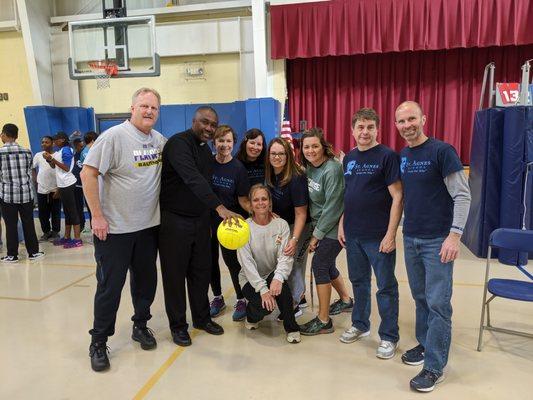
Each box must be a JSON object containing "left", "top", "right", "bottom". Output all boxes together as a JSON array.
[
  {"left": 339, "top": 326, "right": 370, "bottom": 343},
  {"left": 376, "top": 340, "right": 397, "bottom": 359},
  {"left": 329, "top": 298, "right": 354, "bottom": 315}
]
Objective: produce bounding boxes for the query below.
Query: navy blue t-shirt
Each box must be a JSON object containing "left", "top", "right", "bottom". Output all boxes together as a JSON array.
[
  {"left": 343, "top": 144, "right": 400, "bottom": 239},
  {"left": 72, "top": 150, "right": 83, "bottom": 187},
  {"left": 271, "top": 172, "right": 309, "bottom": 225},
  {"left": 211, "top": 158, "right": 250, "bottom": 214},
  {"left": 400, "top": 137, "right": 463, "bottom": 238},
  {"left": 241, "top": 158, "right": 265, "bottom": 186}
]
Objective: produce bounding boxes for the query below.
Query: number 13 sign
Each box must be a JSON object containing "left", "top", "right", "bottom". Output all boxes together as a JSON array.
[{"left": 496, "top": 83, "right": 520, "bottom": 106}]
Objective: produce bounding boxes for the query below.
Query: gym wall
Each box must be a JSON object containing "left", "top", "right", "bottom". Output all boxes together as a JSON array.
[
  {"left": 78, "top": 54, "right": 241, "bottom": 114},
  {"left": 0, "top": 31, "right": 35, "bottom": 148}
]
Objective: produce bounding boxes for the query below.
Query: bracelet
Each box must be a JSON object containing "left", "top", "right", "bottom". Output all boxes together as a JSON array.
[{"left": 291, "top": 236, "right": 299, "bottom": 242}]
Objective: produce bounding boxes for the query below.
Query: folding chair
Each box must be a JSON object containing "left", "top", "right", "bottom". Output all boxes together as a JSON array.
[{"left": 477, "top": 228, "right": 533, "bottom": 351}]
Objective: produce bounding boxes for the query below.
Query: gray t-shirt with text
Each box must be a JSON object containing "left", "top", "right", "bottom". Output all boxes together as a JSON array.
[{"left": 84, "top": 120, "right": 167, "bottom": 234}]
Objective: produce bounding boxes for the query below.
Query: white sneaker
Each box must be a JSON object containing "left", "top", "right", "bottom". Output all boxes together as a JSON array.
[
  {"left": 245, "top": 320, "right": 259, "bottom": 330},
  {"left": 286, "top": 331, "right": 301, "bottom": 344},
  {"left": 339, "top": 326, "right": 370, "bottom": 343},
  {"left": 376, "top": 340, "right": 397, "bottom": 359}
]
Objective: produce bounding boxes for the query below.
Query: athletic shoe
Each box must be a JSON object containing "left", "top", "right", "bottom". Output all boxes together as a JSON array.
[
  {"left": 28, "top": 252, "right": 45, "bottom": 261},
  {"left": 210, "top": 296, "right": 226, "bottom": 318},
  {"left": 339, "top": 326, "right": 370, "bottom": 343},
  {"left": 53, "top": 237, "right": 69, "bottom": 246},
  {"left": 329, "top": 298, "right": 354, "bottom": 315},
  {"left": 48, "top": 231, "right": 60, "bottom": 241},
  {"left": 376, "top": 340, "right": 397, "bottom": 359},
  {"left": 132, "top": 326, "right": 157, "bottom": 350},
  {"left": 298, "top": 296, "right": 308, "bottom": 308},
  {"left": 1, "top": 255, "right": 18, "bottom": 263},
  {"left": 402, "top": 344, "right": 425, "bottom": 366},
  {"left": 63, "top": 239, "right": 83, "bottom": 248},
  {"left": 89, "top": 342, "right": 110, "bottom": 372},
  {"left": 245, "top": 320, "right": 259, "bottom": 330},
  {"left": 410, "top": 369, "right": 445, "bottom": 392},
  {"left": 39, "top": 232, "right": 51, "bottom": 241},
  {"left": 286, "top": 331, "right": 301, "bottom": 344},
  {"left": 232, "top": 299, "right": 247, "bottom": 321},
  {"left": 299, "top": 316, "right": 334, "bottom": 336}
]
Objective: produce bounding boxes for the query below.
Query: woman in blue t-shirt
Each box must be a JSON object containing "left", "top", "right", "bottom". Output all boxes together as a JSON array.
[
  {"left": 265, "top": 138, "right": 312, "bottom": 317},
  {"left": 236, "top": 128, "right": 266, "bottom": 185},
  {"left": 209, "top": 125, "right": 251, "bottom": 322},
  {"left": 298, "top": 128, "right": 353, "bottom": 336}
]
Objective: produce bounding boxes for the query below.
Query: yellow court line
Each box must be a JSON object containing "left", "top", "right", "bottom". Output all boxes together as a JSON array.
[{"left": 133, "top": 287, "right": 235, "bottom": 400}]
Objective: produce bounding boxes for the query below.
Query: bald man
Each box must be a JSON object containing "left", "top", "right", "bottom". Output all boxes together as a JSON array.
[
  {"left": 395, "top": 101, "right": 471, "bottom": 392},
  {"left": 159, "top": 106, "right": 241, "bottom": 347}
]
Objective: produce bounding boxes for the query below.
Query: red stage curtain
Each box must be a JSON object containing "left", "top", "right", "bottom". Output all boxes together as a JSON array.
[
  {"left": 287, "top": 44, "right": 533, "bottom": 164},
  {"left": 271, "top": 0, "right": 533, "bottom": 59}
]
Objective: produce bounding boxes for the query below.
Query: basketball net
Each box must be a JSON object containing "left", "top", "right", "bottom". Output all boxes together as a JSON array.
[{"left": 88, "top": 61, "right": 118, "bottom": 89}]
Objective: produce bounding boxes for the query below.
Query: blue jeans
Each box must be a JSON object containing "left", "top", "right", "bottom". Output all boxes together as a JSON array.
[
  {"left": 346, "top": 236, "right": 399, "bottom": 342},
  {"left": 403, "top": 235, "right": 454, "bottom": 374}
]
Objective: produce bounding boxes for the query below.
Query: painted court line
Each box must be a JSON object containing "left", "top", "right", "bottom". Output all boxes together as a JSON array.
[{"left": 133, "top": 287, "right": 235, "bottom": 399}]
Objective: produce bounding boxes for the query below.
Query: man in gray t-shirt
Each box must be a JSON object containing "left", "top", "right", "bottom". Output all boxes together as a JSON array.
[{"left": 81, "top": 87, "right": 167, "bottom": 373}]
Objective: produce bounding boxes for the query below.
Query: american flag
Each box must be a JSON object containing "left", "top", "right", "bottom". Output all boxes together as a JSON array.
[{"left": 280, "top": 101, "right": 295, "bottom": 153}]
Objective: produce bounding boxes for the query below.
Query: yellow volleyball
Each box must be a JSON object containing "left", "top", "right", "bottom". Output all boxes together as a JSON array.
[{"left": 217, "top": 219, "right": 250, "bottom": 250}]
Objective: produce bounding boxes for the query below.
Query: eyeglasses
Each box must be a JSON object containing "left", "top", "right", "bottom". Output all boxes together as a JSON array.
[{"left": 269, "top": 152, "right": 287, "bottom": 158}]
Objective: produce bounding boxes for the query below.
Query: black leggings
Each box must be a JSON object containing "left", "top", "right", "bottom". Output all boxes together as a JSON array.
[
  {"left": 59, "top": 184, "right": 80, "bottom": 226},
  {"left": 210, "top": 217, "right": 243, "bottom": 299}
]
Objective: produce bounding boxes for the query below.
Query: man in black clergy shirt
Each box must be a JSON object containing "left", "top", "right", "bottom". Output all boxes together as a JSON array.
[{"left": 159, "top": 106, "right": 241, "bottom": 346}]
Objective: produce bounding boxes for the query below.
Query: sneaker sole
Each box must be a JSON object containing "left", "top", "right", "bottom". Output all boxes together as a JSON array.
[
  {"left": 402, "top": 358, "right": 425, "bottom": 366},
  {"left": 1, "top": 260, "right": 19, "bottom": 263},
  {"left": 287, "top": 336, "right": 301, "bottom": 344},
  {"left": 411, "top": 374, "right": 445, "bottom": 392},
  {"left": 376, "top": 351, "right": 396, "bottom": 359},
  {"left": 232, "top": 314, "right": 246, "bottom": 322},
  {"left": 339, "top": 330, "right": 370, "bottom": 344},
  {"left": 300, "top": 326, "right": 335, "bottom": 336},
  {"left": 132, "top": 335, "right": 157, "bottom": 350},
  {"left": 245, "top": 323, "right": 259, "bottom": 330}
]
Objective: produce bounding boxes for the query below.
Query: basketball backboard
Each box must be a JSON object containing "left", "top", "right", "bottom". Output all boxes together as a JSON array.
[{"left": 68, "top": 15, "right": 160, "bottom": 80}]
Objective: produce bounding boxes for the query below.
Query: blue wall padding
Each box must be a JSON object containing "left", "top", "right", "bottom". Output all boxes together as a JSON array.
[
  {"left": 462, "top": 108, "right": 505, "bottom": 258},
  {"left": 91, "top": 98, "right": 280, "bottom": 155},
  {"left": 463, "top": 106, "right": 533, "bottom": 265},
  {"left": 24, "top": 106, "right": 95, "bottom": 153},
  {"left": 498, "top": 107, "right": 533, "bottom": 265}
]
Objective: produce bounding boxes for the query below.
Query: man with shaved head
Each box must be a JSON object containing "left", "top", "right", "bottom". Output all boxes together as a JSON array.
[
  {"left": 395, "top": 101, "right": 471, "bottom": 392},
  {"left": 159, "top": 106, "right": 241, "bottom": 347}
]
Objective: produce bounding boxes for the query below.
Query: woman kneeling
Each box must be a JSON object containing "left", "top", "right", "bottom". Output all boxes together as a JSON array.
[{"left": 237, "top": 184, "right": 301, "bottom": 344}]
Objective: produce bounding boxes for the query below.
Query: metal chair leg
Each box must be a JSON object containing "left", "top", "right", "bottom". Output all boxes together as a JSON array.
[{"left": 478, "top": 255, "right": 492, "bottom": 351}]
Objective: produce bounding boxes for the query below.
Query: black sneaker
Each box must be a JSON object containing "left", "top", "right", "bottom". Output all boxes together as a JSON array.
[
  {"left": 410, "top": 369, "right": 445, "bottom": 392},
  {"left": 89, "top": 342, "right": 110, "bottom": 372},
  {"left": 39, "top": 232, "right": 51, "bottom": 241},
  {"left": 28, "top": 252, "right": 45, "bottom": 261},
  {"left": 1, "top": 255, "right": 18, "bottom": 263},
  {"left": 48, "top": 231, "right": 60, "bottom": 241},
  {"left": 402, "top": 344, "right": 425, "bottom": 365},
  {"left": 132, "top": 326, "right": 157, "bottom": 350}
]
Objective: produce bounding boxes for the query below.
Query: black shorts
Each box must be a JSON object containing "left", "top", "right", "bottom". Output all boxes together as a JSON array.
[{"left": 59, "top": 184, "right": 80, "bottom": 226}]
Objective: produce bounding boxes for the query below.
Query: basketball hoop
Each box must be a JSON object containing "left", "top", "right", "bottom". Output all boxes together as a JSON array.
[{"left": 88, "top": 61, "right": 118, "bottom": 89}]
